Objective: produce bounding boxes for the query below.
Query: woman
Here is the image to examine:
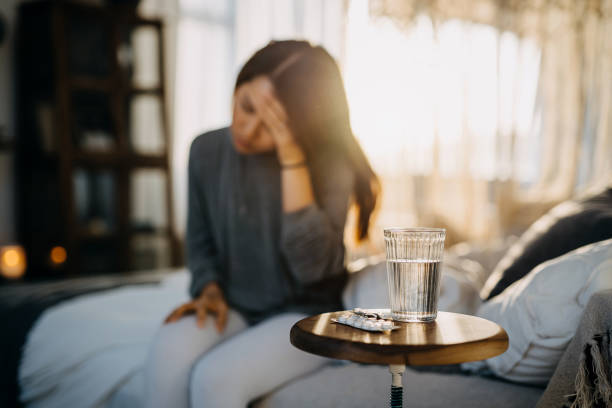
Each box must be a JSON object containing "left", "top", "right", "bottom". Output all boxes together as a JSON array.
[{"left": 144, "top": 40, "right": 379, "bottom": 407}]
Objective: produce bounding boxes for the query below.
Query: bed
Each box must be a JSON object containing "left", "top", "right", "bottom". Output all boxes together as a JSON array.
[
  {"left": 0, "top": 270, "right": 170, "bottom": 408},
  {"left": 0, "top": 256, "right": 490, "bottom": 408}
]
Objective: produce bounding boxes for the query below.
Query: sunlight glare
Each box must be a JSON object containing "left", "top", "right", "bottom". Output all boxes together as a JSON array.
[{"left": 343, "top": 0, "right": 540, "bottom": 182}]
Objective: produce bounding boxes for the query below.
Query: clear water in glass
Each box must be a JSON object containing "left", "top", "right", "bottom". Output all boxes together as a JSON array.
[{"left": 386, "top": 259, "right": 441, "bottom": 322}]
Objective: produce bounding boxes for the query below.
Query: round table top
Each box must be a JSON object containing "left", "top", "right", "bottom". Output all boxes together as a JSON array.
[{"left": 290, "top": 311, "right": 508, "bottom": 366}]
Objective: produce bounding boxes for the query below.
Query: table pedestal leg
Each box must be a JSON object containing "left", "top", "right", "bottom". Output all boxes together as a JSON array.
[{"left": 388, "top": 364, "right": 406, "bottom": 407}]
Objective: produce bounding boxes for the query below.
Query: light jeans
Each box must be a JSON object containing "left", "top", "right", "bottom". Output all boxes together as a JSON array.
[{"left": 143, "top": 311, "right": 328, "bottom": 408}]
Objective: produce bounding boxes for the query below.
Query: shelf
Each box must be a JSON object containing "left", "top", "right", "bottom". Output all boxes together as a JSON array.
[
  {"left": 76, "top": 229, "right": 117, "bottom": 241},
  {"left": 70, "top": 77, "right": 112, "bottom": 91},
  {"left": 129, "top": 86, "right": 163, "bottom": 95},
  {"left": 59, "top": 1, "right": 162, "bottom": 27},
  {"left": 130, "top": 154, "right": 167, "bottom": 167},
  {"left": 73, "top": 152, "right": 119, "bottom": 166},
  {"left": 73, "top": 152, "right": 167, "bottom": 168},
  {"left": 130, "top": 226, "right": 171, "bottom": 235},
  {"left": 0, "top": 140, "right": 14, "bottom": 151},
  {"left": 124, "top": 15, "right": 162, "bottom": 27}
]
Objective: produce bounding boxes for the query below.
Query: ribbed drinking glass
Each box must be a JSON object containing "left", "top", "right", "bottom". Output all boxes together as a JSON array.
[{"left": 384, "top": 228, "right": 446, "bottom": 322}]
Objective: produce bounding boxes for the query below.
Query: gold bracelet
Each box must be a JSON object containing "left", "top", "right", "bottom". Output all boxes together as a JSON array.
[{"left": 281, "top": 161, "right": 307, "bottom": 169}]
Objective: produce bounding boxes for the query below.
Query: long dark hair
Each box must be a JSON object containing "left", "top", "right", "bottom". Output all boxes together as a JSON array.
[{"left": 235, "top": 40, "right": 379, "bottom": 241}]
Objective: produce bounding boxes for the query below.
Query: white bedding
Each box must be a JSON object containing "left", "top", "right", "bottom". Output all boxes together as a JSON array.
[
  {"left": 19, "top": 261, "right": 484, "bottom": 408},
  {"left": 19, "top": 270, "right": 190, "bottom": 408}
]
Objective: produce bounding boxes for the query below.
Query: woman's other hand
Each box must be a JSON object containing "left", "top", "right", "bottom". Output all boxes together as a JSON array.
[
  {"left": 249, "top": 77, "right": 306, "bottom": 166},
  {"left": 164, "top": 281, "right": 228, "bottom": 333}
]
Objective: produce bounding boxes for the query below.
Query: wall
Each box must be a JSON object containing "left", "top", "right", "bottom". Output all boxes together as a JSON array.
[{"left": 0, "top": 0, "right": 18, "bottom": 245}]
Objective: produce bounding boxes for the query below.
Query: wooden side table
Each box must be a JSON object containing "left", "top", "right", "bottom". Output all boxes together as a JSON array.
[{"left": 290, "top": 311, "right": 508, "bottom": 407}]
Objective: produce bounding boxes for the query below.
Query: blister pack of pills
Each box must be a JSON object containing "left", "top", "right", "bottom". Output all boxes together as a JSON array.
[{"left": 331, "top": 308, "right": 399, "bottom": 332}]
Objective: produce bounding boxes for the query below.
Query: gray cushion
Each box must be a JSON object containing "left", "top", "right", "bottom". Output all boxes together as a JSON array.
[
  {"left": 256, "top": 363, "right": 544, "bottom": 408},
  {"left": 481, "top": 187, "right": 612, "bottom": 300}
]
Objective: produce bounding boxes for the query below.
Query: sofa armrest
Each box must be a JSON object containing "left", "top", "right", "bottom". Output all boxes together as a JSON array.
[{"left": 536, "top": 289, "right": 612, "bottom": 407}]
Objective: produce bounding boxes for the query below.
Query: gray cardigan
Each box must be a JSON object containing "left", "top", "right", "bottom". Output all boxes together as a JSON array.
[{"left": 186, "top": 128, "right": 353, "bottom": 324}]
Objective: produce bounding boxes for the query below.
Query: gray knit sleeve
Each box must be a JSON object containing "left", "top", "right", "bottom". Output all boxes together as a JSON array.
[
  {"left": 280, "top": 165, "right": 352, "bottom": 285},
  {"left": 186, "top": 140, "right": 219, "bottom": 299}
]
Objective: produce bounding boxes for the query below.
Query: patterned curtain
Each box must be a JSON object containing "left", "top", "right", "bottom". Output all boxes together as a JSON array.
[{"left": 345, "top": 0, "right": 612, "bottom": 254}]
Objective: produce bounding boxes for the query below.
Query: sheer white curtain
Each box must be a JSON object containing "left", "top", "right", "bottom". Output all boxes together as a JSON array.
[
  {"left": 356, "top": 0, "right": 612, "bottom": 248},
  {"left": 171, "top": 0, "right": 346, "bottom": 237},
  {"left": 344, "top": 1, "right": 545, "bottom": 249}
]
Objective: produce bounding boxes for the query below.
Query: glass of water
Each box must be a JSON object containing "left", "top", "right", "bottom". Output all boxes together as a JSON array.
[{"left": 384, "top": 228, "right": 446, "bottom": 322}]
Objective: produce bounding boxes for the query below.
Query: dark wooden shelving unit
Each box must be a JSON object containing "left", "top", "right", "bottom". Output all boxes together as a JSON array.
[
  {"left": 16, "top": 0, "right": 178, "bottom": 277},
  {"left": 0, "top": 140, "right": 13, "bottom": 151}
]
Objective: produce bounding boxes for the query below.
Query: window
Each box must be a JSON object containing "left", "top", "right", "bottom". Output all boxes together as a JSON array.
[{"left": 344, "top": 1, "right": 542, "bottom": 183}]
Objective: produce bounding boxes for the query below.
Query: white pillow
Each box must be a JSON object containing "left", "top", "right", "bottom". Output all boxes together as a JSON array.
[{"left": 470, "top": 238, "right": 612, "bottom": 385}]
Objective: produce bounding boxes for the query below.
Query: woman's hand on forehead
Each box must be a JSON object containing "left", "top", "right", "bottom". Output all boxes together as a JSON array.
[
  {"left": 248, "top": 77, "right": 288, "bottom": 124},
  {"left": 246, "top": 77, "right": 305, "bottom": 165}
]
